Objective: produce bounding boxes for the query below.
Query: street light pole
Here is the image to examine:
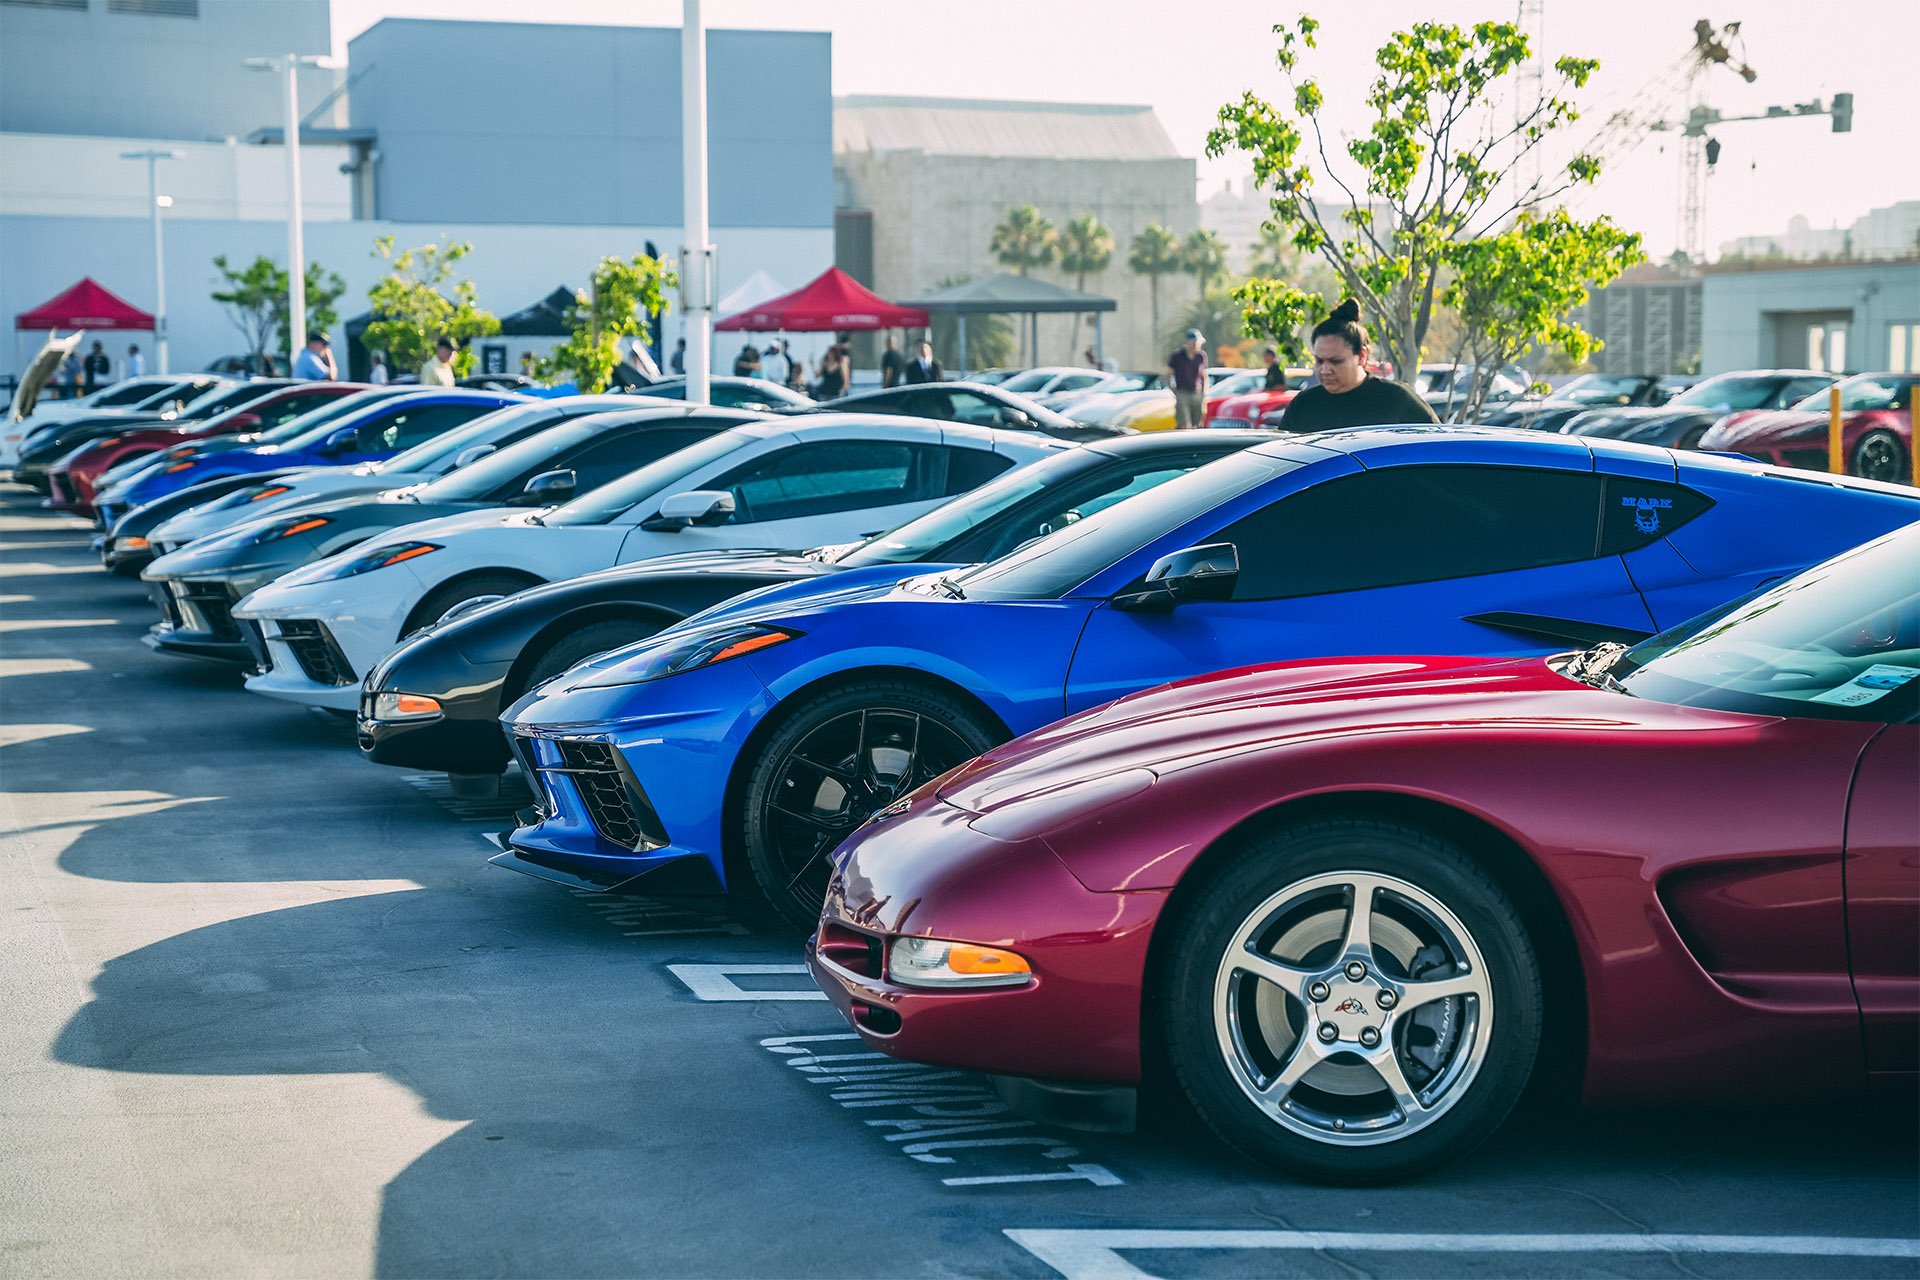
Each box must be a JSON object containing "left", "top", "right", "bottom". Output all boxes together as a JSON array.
[
  {"left": 681, "top": 0, "right": 711, "bottom": 403},
  {"left": 245, "top": 53, "right": 340, "bottom": 365},
  {"left": 120, "top": 149, "right": 179, "bottom": 373}
]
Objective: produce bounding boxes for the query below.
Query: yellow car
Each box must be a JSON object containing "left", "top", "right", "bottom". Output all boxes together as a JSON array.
[{"left": 1110, "top": 369, "right": 1266, "bottom": 432}]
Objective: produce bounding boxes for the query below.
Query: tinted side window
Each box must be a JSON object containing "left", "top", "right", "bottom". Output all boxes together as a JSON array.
[
  {"left": 360, "top": 404, "right": 492, "bottom": 452},
  {"left": 945, "top": 392, "right": 1007, "bottom": 427},
  {"left": 1780, "top": 377, "right": 1834, "bottom": 406},
  {"left": 543, "top": 428, "right": 715, "bottom": 494},
  {"left": 708, "top": 441, "right": 942, "bottom": 523},
  {"left": 941, "top": 448, "right": 1015, "bottom": 496},
  {"left": 1217, "top": 465, "right": 1606, "bottom": 600},
  {"left": 258, "top": 392, "right": 337, "bottom": 427},
  {"left": 1598, "top": 478, "right": 1714, "bottom": 554}
]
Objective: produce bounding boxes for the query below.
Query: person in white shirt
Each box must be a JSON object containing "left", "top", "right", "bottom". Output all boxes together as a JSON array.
[
  {"left": 125, "top": 344, "right": 144, "bottom": 378},
  {"left": 369, "top": 352, "right": 390, "bottom": 385},
  {"left": 761, "top": 340, "right": 790, "bottom": 385},
  {"left": 419, "top": 337, "right": 457, "bottom": 388}
]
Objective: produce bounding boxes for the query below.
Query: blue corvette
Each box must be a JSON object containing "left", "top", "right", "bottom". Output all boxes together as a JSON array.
[
  {"left": 501, "top": 427, "right": 1920, "bottom": 927},
  {"left": 98, "top": 388, "right": 527, "bottom": 514}
]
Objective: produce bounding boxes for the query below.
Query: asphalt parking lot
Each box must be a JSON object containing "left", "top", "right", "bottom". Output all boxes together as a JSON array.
[{"left": 2, "top": 487, "right": 1916, "bottom": 1279}]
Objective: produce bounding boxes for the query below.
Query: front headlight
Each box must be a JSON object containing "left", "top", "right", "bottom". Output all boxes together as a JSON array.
[
  {"left": 574, "top": 623, "right": 800, "bottom": 689},
  {"left": 309, "top": 540, "right": 439, "bottom": 581},
  {"left": 887, "top": 936, "right": 1032, "bottom": 989},
  {"left": 239, "top": 515, "right": 333, "bottom": 546},
  {"left": 372, "top": 692, "right": 442, "bottom": 721}
]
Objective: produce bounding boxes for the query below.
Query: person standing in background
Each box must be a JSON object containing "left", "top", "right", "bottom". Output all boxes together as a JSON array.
[
  {"left": 1279, "top": 300, "right": 1437, "bottom": 431},
  {"left": 670, "top": 339, "right": 687, "bottom": 375},
  {"left": 815, "top": 343, "right": 849, "bottom": 399},
  {"left": 1167, "top": 329, "right": 1208, "bottom": 429},
  {"left": 761, "top": 340, "right": 790, "bottom": 386},
  {"left": 58, "top": 351, "right": 81, "bottom": 398},
  {"left": 733, "top": 342, "right": 761, "bottom": 378},
  {"left": 292, "top": 331, "right": 336, "bottom": 381},
  {"left": 368, "top": 352, "right": 390, "bottom": 385},
  {"left": 880, "top": 336, "right": 905, "bottom": 388},
  {"left": 1262, "top": 346, "right": 1288, "bottom": 392},
  {"left": 519, "top": 351, "right": 536, "bottom": 380},
  {"left": 419, "top": 336, "right": 456, "bottom": 388},
  {"left": 901, "top": 339, "right": 942, "bottom": 384},
  {"left": 125, "top": 344, "right": 144, "bottom": 378},
  {"left": 82, "top": 341, "right": 111, "bottom": 393}
]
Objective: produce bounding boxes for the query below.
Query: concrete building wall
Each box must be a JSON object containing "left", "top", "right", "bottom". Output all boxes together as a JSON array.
[
  {"left": 1700, "top": 262, "right": 1920, "bottom": 374},
  {"left": 1, "top": 214, "right": 831, "bottom": 378},
  {"left": 347, "top": 20, "right": 832, "bottom": 230},
  {"left": 838, "top": 150, "right": 1198, "bottom": 370},
  {"left": 0, "top": 0, "right": 333, "bottom": 142},
  {"left": 0, "top": 132, "right": 353, "bottom": 223}
]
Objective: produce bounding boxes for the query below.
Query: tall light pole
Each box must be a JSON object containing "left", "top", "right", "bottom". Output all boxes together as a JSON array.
[
  {"left": 681, "top": 0, "right": 712, "bottom": 402},
  {"left": 245, "top": 53, "right": 341, "bottom": 361},
  {"left": 120, "top": 149, "right": 180, "bottom": 373}
]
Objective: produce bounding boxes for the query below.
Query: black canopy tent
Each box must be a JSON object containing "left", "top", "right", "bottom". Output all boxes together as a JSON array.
[
  {"left": 901, "top": 272, "right": 1117, "bottom": 374},
  {"left": 344, "top": 286, "right": 578, "bottom": 381}
]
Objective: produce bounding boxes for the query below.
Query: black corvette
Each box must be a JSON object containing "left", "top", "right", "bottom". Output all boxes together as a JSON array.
[
  {"left": 355, "top": 428, "right": 1271, "bottom": 784},
  {"left": 1561, "top": 369, "right": 1833, "bottom": 449}
]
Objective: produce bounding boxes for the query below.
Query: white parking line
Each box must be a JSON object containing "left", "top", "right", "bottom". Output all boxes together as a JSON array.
[
  {"left": 667, "top": 962, "right": 828, "bottom": 1001},
  {"left": 1005, "top": 1229, "right": 1920, "bottom": 1280}
]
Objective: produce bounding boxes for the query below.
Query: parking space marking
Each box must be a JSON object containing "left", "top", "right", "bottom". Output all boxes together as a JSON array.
[
  {"left": 762, "top": 1033, "right": 1123, "bottom": 1189},
  {"left": 1005, "top": 1229, "right": 1920, "bottom": 1280},
  {"left": 670, "top": 963, "right": 827, "bottom": 1000}
]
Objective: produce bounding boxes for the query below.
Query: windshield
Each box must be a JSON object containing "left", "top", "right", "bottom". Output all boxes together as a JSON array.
[
  {"left": 1672, "top": 374, "right": 1791, "bottom": 412},
  {"left": 1615, "top": 528, "right": 1920, "bottom": 723},
  {"left": 950, "top": 449, "right": 1295, "bottom": 600},
  {"left": 1557, "top": 374, "right": 1650, "bottom": 404},
  {"left": 542, "top": 427, "right": 755, "bottom": 526},
  {"left": 411, "top": 414, "right": 605, "bottom": 501},
  {"left": 837, "top": 451, "right": 1079, "bottom": 567},
  {"left": 1790, "top": 375, "right": 1916, "bottom": 414},
  {"left": 1212, "top": 371, "right": 1261, "bottom": 396},
  {"left": 998, "top": 370, "right": 1057, "bottom": 394},
  {"left": 131, "top": 379, "right": 211, "bottom": 410},
  {"left": 371, "top": 401, "right": 544, "bottom": 475}
]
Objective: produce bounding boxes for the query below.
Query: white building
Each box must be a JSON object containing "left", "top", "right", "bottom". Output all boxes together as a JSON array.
[{"left": 1717, "top": 200, "right": 1920, "bottom": 264}]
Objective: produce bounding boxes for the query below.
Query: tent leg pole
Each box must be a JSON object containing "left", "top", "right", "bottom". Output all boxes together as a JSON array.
[
  {"left": 1094, "top": 313, "right": 1103, "bottom": 368},
  {"left": 957, "top": 315, "right": 967, "bottom": 378}
]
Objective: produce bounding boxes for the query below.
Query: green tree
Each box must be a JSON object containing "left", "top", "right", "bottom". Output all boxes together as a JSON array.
[
  {"left": 1127, "top": 223, "right": 1185, "bottom": 352},
  {"left": 990, "top": 204, "right": 1058, "bottom": 276},
  {"left": 211, "top": 255, "right": 346, "bottom": 365},
  {"left": 539, "top": 254, "right": 676, "bottom": 393},
  {"left": 1207, "top": 16, "right": 1625, "bottom": 386},
  {"left": 1057, "top": 213, "right": 1114, "bottom": 358},
  {"left": 1171, "top": 283, "right": 1249, "bottom": 360},
  {"left": 361, "top": 237, "right": 501, "bottom": 378},
  {"left": 1182, "top": 228, "right": 1230, "bottom": 296},
  {"left": 1440, "top": 208, "right": 1641, "bottom": 420}
]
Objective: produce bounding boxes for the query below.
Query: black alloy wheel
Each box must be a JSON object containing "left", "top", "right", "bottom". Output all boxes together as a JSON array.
[
  {"left": 740, "top": 680, "right": 1002, "bottom": 931},
  {"left": 1850, "top": 430, "right": 1908, "bottom": 484}
]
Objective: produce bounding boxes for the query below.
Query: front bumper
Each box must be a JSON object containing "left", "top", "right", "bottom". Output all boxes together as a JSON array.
[
  {"left": 142, "top": 577, "right": 256, "bottom": 665},
  {"left": 500, "top": 660, "right": 776, "bottom": 893},
  {"left": 242, "top": 618, "right": 363, "bottom": 709},
  {"left": 806, "top": 794, "right": 1166, "bottom": 1086},
  {"left": 356, "top": 655, "right": 516, "bottom": 774}
]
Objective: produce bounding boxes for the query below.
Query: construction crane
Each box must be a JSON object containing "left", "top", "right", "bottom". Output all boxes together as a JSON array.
[{"left": 1574, "top": 19, "right": 1854, "bottom": 269}]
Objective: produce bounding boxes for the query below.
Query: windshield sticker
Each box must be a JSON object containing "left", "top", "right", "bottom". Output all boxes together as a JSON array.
[
  {"left": 1621, "top": 495, "right": 1673, "bottom": 534},
  {"left": 1810, "top": 664, "right": 1920, "bottom": 707}
]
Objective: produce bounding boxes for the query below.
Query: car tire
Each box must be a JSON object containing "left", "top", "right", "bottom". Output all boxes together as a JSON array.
[
  {"left": 1850, "top": 430, "right": 1908, "bottom": 484},
  {"left": 402, "top": 573, "right": 541, "bottom": 639},
  {"left": 1157, "top": 817, "right": 1541, "bottom": 1184},
  {"left": 737, "top": 678, "right": 1004, "bottom": 932},
  {"left": 524, "top": 618, "right": 671, "bottom": 692},
  {"left": 1675, "top": 424, "right": 1709, "bottom": 450}
]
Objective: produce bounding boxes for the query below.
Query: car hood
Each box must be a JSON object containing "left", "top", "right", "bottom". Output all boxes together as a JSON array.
[
  {"left": 1697, "top": 408, "right": 1827, "bottom": 449},
  {"left": 934, "top": 654, "right": 1748, "bottom": 816},
  {"left": 151, "top": 472, "right": 418, "bottom": 546},
  {"left": 146, "top": 492, "right": 472, "bottom": 579}
]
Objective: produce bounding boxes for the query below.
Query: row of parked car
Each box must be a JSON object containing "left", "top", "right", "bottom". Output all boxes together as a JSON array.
[{"left": 7, "top": 356, "right": 1918, "bottom": 1184}]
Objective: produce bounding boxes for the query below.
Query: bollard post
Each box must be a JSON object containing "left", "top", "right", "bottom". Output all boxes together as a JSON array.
[
  {"left": 1911, "top": 388, "right": 1918, "bottom": 487},
  {"left": 1827, "top": 384, "right": 1844, "bottom": 475}
]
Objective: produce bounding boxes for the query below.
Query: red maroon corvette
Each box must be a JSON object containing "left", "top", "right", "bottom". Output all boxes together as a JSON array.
[
  {"left": 811, "top": 524, "right": 1920, "bottom": 1183},
  {"left": 1204, "top": 367, "right": 1310, "bottom": 429},
  {"left": 1700, "top": 372, "right": 1915, "bottom": 483},
  {"left": 45, "top": 382, "right": 368, "bottom": 514}
]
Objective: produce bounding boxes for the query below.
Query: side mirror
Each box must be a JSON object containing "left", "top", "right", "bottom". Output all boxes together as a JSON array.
[
  {"left": 511, "top": 468, "right": 576, "bottom": 506},
  {"left": 1001, "top": 409, "right": 1035, "bottom": 429},
  {"left": 319, "top": 425, "right": 359, "bottom": 455},
  {"left": 453, "top": 443, "right": 496, "bottom": 469},
  {"left": 1113, "top": 543, "right": 1239, "bottom": 612},
  {"left": 642, "top": 489, "right": 735, "bottom": 531}
]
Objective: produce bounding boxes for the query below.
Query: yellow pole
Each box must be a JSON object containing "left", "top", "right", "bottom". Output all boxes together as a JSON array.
[
  {"left": 1827, "top": 384, "right": 1844, "bottom": 475},
  {"left": 1911, "top": 387, "right": 1918, "bottom": 488}
]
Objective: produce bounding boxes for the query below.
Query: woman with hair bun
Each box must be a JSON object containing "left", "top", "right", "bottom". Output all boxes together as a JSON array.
[{"left": 1278, "top": 299, "right": 1438, "bottom": 431}]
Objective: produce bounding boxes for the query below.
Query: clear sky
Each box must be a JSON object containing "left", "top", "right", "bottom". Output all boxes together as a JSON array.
[{"left": 329, "top": 0, "right": 1918, "bottom": 261}]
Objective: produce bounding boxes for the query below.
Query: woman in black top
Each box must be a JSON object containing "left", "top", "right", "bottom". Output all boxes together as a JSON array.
[
  {"left": 815, "top": 344, "right": 849, "bottom": 398},
  {"left": 1279, "top": 300, "right": 1438, "bottom": 432}
]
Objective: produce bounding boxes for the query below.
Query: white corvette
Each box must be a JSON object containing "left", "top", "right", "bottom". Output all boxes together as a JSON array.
[{"left": 233, "top": 413, "right": 1065, "bottom": 709}]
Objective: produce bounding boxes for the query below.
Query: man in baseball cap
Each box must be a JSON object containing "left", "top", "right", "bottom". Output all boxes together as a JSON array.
[{"left": 1168, "top": 328, "right": 1209, "bottom": 429}]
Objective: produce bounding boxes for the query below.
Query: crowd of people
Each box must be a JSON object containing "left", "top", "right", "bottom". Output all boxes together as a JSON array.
[{"left": 48, "top": 340, "right": 143, "bottom": 398}]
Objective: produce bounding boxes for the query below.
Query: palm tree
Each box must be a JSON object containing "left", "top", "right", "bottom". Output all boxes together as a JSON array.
[
  {"left": 990, "top": 205, "right": 1058, "bottom": 277},
  {"left": 1058, "top": 213, "right": 1114, "bottom": 359},
  {"left": 1249, "top": 221, "right": 1294, "bottom": 279},
  {"left": 1183, "top": 228, "right": 1229, "bottom": 296},
  {"left": 1128, "top": 223, "right": 1184, "bottom": 352}
]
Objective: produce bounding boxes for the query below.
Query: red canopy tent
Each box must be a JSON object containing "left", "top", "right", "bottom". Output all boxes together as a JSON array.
[
  {"left": 716, "top": 267, "right": 927, "bottom": 332},
  {"left": 15, "top": 278, "right": 154, "bottom": 331}
]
